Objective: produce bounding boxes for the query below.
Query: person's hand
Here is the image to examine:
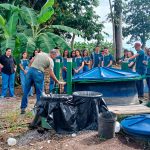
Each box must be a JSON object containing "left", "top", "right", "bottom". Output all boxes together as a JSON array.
[
  {"left": 63, "top": 67, "right": 67, "bottom": 71},
  {"left": 24, "top": 70, "right": 27, "bottom": 74},
  {"left": 58, "top": 81, "right": 66, "bottom": 85},
  {"left": 14, "top": 68, "right": 17, "bottom": 72},
  {"left": 143, "top": 60, "right": 148, "bottom": 65},
  {"left": 0, "top": 64, "right": 3, "bottom": 68},
  {"left": 74, "top": 69, "right": 78, "bottom": 73},
  {"left": 84, "top": 61, "right": 87, "bottom": 65}
]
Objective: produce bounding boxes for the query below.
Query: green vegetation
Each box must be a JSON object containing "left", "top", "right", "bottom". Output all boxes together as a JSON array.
[
  {"left": 123, "top": 0, "right": 150, "bottom": 48},
  {"left": 0, "top": 0, "right": 82, "bottom": 56}
]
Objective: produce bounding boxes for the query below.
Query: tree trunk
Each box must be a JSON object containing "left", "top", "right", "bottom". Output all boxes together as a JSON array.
[
  {"left": 71, "top": 33, "right": 75, "bottom": 50},
  {"left": 141, "top": 31, "right": 146, "bottom": 49},
  {"left": 109, "top": 0, "right": 116, "bottom": 61},
  {"left": 114, "top": 0, "right": 122, "bottom": 62}
]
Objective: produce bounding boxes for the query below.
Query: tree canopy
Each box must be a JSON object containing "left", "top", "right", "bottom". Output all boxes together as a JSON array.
[
  {"left": 52, "top": 0, "right": 104, "bottom": 48},
  {"left": 123, "top": 0, "right": 150, "bottom": 47}
]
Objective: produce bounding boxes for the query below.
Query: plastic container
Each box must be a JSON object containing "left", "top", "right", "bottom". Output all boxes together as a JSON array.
[{"left": 98, "top": 111, "right": 117, "bottom": 139}]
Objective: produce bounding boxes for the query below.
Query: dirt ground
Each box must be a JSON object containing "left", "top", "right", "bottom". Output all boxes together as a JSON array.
[{"left": 0, "top": 87, "right": 149, "bottom": 150}]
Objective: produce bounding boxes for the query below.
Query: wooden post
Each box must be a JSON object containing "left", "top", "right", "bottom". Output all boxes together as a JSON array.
[{"left": 67, "top": 58, "right": 72, "bottom": 95}]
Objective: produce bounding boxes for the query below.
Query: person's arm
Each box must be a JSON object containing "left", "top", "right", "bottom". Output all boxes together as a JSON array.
[
  {"left": 49, "top": 69, "right": 59, "bottom": 83},
  {"left": 128, "top": 61, "right": 135, "bottom": 67},
  {"left": 129, "top": 53, "right": 139, "bottom": 60},
  {"left": 107, "top": 60, "right": 113, "bottom": 67},
  {"left": 50, "top": 69, "right": 65, "bottom": 85},
  {"left": 107, "top": 55, "right": 113, "bottom": 67},
  {"left": 29, "top": 57, "right": 34, "bottom": 66},
  {"left": 0, "top": 56, "right": 4, "bottom": 68},
  {"left": 90, "top": 53, "right": 93, "bottom": 67},
  {"left": 19, "top": 63, "right": 27, "bottom": 74},
  {"left": 13, "top": 58, "right": 17, "bottom": 72},
  {"left": 77, "top": 61, "right": 84, "bottom": 72}
]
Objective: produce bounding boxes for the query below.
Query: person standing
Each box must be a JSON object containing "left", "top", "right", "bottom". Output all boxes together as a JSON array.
[
  {"left": 62, "top": 50, "right": 69, "bottom": 93},
  {"left": 74, "top": 50, "right": 84, "bottom": 75},
  {"left": 62, "top": 50, "right": 69, "bottom": 81},
  {"left": 127, "top": 51, "right": 136, "bottom": 71},
  {"left": 19, "top": 52, "right": 33, "bottom": 96},
  {"left": 143, "top": 48, "right": 150, "bottom": 100},
  {"left": 82, "top": 49, "right": 91, "bottom": 72},
  {"left": 91, "top": 46, "right": 103, "bottom": 68},
  {"left": 119, "top": 49, "right": 128, "bottom": 63},
  {"left": 20, "top": 50, "right": 65, "bottom": 114},
  {"left": 49, "top": 47, "right": 63, "bottom": 92},
  {"left": 128, "top": 42, "right": 146, "bottom": 101},
  {"left": 103, "top": 47, "right": 114, "bottom": 67},
  {"left": 0, "top": 48, "right": 17, "bottom": 98}
]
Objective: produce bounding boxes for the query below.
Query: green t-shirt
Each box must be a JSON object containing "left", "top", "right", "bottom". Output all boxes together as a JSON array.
[{"left": 104, "top": 54, "right": 113, "bottom": 67}]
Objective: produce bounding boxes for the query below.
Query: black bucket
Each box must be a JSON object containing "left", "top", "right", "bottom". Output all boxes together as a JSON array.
[{"left": 98, "top": 111, "right": 117, "bottom": 139}]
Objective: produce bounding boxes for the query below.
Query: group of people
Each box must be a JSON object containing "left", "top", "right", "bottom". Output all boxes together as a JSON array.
[
  {"left": 120, "top": 42, "right": 150, "bottom": 102},
  {"left": 0, "top": 42, "right": 149, "bottom": 113}
]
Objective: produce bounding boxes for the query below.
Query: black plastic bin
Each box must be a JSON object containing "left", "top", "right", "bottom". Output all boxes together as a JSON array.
[
  {"left": 98, "top": 111, "right": 117, "bottom": 139},
  {"left": 30, "top": 92, "right": 108, "bottom": 133}
]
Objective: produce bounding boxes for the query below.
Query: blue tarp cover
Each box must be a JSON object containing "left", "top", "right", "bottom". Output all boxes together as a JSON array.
[{"left": 72, "top": 67, "right": 142, "bottom": 82}]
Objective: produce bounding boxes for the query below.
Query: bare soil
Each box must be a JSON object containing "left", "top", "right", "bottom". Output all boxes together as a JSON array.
[{"left": 0, "top": 87, "right": 148, "bottom": 150}]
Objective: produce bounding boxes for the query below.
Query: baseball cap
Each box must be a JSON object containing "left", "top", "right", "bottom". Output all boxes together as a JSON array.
[{"left": 134, "top": 42, "right": 142, "bottom": 47}]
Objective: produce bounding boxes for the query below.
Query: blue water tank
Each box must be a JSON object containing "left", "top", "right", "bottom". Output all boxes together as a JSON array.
[
  {"left": 72, "top": 67, "right": 142, "bottom": 105},
  {"left": 121, "top": 114, "right": 150, "bottom": 139}
]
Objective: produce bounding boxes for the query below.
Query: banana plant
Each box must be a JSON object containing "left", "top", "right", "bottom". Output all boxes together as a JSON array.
[
  {"left": 0, "top": 0, "right": 82, "bottom": 53},
  {"left": 0, "top": 10, "right": 19, "bottom": 52}
]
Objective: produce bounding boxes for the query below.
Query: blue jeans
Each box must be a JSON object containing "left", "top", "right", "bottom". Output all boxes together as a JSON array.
[
  {"left": 1, "top": 72, "right": 15, "bottom": 97},
  {"left": 21, "top": 67, "right": 44, "bottom": 109},
  {"left": 146, "top": 77, "right": 150, "bottom": 92},
  {"left": 136, "top": 79, "right": 144, "bottom": 97},
  {"left": 20, "top": 71, "right": 33, "bottom": 96}
]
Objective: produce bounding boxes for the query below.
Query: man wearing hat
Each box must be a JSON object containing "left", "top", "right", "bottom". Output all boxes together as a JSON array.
[
  {"left": 20, "top": 50, "right": 65, "bottom": 114},
  {"left": 129, "top": 42, "right": 146, "bottom": 102}
]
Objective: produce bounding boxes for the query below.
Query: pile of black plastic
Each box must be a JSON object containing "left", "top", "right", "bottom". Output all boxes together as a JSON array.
[{"left": 30, "top": 91, "right": 108, "bottom": 133}]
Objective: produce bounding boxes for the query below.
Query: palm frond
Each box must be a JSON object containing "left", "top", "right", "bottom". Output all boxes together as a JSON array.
[
  {"left": 37, "top": 33, "right": 56, "bottom": 52},
  {"left": 21, "top": 6, "right": 37, "bottom": 26},
  {"left": 17, "top": 33, "right": 36, "bottom": 52},
  {"left": 51, "top": 25, "right": 83, "bottom": 36},
  {"left": 42, "top": 0, "right": 54, "bottom": 9},
  {"left": 0, "top": 3, "right": 20, "bottom": 11},
  {"left": 1, "top": 37, "right": 15, "bottom": 52},
  {"left": 6, "top": 12, "right": 18, "bottom": 36},
  {"left": 0, "top": 15, "right": 6, "bottom": 28},
  {"left": 37, "top": 7, "right": 54, "bottom": 25},
  {"left": 46, "top": 32, "right": 71, "bottom": 51}
]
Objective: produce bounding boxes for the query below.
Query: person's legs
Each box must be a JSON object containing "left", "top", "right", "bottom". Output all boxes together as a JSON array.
[
  {"left": 146, "top": 77, "right": 150, "bottom": 100},
  {"left": 1, "top": 73, "right": 9, "bottom": 97},
  {"left": 20, "top": 69, "right": 33, "bottom": 112},
  {"left": 20, "top": 71, "right": 25, "bottom": 93},
  {"left": 25, "top": 73, "right": 33, "bottom": 96},
  {"left": 136, "top": 79, "right": 144, "bottom": 97},
  {"left": 33, "top": 70, "right": 44, "bottom": 103},
  {"left": 8, "top": 73, "right": 15, "bottom": 97}
]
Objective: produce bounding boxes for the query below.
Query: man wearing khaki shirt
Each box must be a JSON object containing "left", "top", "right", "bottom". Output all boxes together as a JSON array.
[{"left": 20, "top": 50, "right": 64, "bottom": 114}]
